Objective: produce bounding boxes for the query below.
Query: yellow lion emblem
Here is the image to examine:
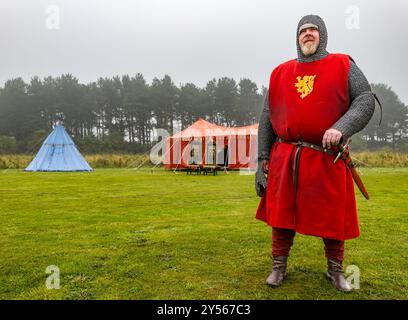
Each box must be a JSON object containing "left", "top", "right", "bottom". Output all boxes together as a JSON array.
[{"left": 295, "top": 75, "right": 316, "bottom": 99}]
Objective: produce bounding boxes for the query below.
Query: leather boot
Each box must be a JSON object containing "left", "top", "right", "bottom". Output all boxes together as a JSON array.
[
  {"left": 326, "top": 259, "right": 352, "bottom": 293},
  {"left": 266, "top": 256, "right": 287, "bottom": 287}
]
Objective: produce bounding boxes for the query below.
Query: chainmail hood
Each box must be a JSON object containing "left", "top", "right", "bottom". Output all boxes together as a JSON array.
[{"left": 296, "top": 15, "right": 329, "bottom": 62}]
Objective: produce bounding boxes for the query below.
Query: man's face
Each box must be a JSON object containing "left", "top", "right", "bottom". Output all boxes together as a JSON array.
[{"left": 298, "top": 27, "right": 320, "bottom": 56}]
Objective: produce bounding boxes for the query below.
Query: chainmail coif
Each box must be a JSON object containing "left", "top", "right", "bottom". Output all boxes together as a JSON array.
[{"left": 296, "top": 14, "right": 329, "bottom": 63}]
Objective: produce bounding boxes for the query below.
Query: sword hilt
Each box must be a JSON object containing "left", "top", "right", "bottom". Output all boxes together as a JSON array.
[{"left": 333, "top": 138, "right": 351, "bottom": 164}]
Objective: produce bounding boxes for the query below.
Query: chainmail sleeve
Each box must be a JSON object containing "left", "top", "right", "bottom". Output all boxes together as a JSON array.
[
  {"left": 258, "top": 90, "right": 276, "bottom": 161},
  {"left": 331, "top": 58, "right": 375, "bottom": 139}
]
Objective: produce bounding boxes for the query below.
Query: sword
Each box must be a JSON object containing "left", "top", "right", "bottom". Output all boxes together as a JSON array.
[{"left": 334, "top": 138, "right": 370, "bottom": 200}]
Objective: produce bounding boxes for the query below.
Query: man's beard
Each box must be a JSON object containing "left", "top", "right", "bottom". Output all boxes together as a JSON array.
[{"left": 300, "top": 40, "right": 319, "bottom": 56}]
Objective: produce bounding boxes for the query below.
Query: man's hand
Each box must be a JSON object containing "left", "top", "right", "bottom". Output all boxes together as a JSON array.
[
  {"left": 322, "top": 128, "right": 342, "bottom": 149},
  {"left": 255, "top": 160, "right": 268, "bottom": 197}
]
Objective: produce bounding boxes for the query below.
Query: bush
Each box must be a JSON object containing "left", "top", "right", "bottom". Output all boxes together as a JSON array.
[
  {"left": 85, "top": 154, "right": 153, "bottom": 168},
  {"left": 353, "top": 151, "right": 408, "bottom": 167},
  {"left": 0, "top": 136, "right": 17, "bottom": 154},
  {"left": 0, "top": 152, "right": 407, "bottom": 170},
  {"left": 0, "top": 154, "right": 32, "bottom": 169},
  {"left": 0, "top": 154, "right": 154, "bottom": 169}
]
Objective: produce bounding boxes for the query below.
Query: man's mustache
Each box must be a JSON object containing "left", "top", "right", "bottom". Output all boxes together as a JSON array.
[{"left": 302, "top": 37, "right": 315, "bottom": 44}]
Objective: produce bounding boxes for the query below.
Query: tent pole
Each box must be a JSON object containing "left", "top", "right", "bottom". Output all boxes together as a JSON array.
[{"left": 223, "top": 133, "right": 232, "bottom": 174}]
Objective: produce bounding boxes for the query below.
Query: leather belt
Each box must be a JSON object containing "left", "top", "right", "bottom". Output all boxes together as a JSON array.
[{"left": 276, "top": 137, "right": 337, "bottom": 192}]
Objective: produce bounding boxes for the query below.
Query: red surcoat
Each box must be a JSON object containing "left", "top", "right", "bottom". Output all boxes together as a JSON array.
[{"left": 256, "top": 53, "right": 359, "bottom": 240}]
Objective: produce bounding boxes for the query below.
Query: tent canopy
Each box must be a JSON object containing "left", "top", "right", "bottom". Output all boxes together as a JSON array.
[
  {"left": 25, "top": 124, "right": 92, "bottom": 172},
  {"left": 171, "top": 118, "right": 258, "bottom": 139}
]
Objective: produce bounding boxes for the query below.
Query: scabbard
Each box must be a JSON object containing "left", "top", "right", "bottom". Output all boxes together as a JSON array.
[
  {"left": 349, "top": 165, "right": 370, "bottom": 200},
  {"left": 334, "top": 141, "right": 370, "bottom": 200}
]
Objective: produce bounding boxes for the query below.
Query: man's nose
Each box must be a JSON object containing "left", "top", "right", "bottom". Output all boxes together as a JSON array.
[{"left": 304, "top": 30, "right": 313, "bottom": 37}]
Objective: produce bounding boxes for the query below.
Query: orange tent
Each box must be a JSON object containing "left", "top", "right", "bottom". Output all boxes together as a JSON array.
[{"left": 164, "top": 118, "right": 258, "bottom": 170}]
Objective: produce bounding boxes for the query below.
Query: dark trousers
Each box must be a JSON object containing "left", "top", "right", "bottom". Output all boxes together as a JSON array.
[{"left": 272, "top": 227, "right": 345, "bottom": 262}]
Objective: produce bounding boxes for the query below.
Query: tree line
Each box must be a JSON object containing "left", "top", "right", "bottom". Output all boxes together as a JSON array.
[
  {"left": 0, "top": 74, "right": 263, "bottom": 154},
  {"left": 0, "top": 74, "right": 406, "bottom": 154}
]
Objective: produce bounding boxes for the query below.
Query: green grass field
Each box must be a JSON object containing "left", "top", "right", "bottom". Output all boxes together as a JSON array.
[{"left": 0, "top": 167, "right": 407, "bottom": 300}]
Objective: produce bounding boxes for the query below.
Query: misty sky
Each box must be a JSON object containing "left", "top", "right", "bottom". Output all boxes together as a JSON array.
[{"left": 1, "top": 0, "right": 407, "bottom": 104}]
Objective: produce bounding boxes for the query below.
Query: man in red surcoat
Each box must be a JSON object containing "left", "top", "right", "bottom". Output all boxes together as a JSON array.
[{"left": 255, "top": 15, "right": 376, "bottom": 292}]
